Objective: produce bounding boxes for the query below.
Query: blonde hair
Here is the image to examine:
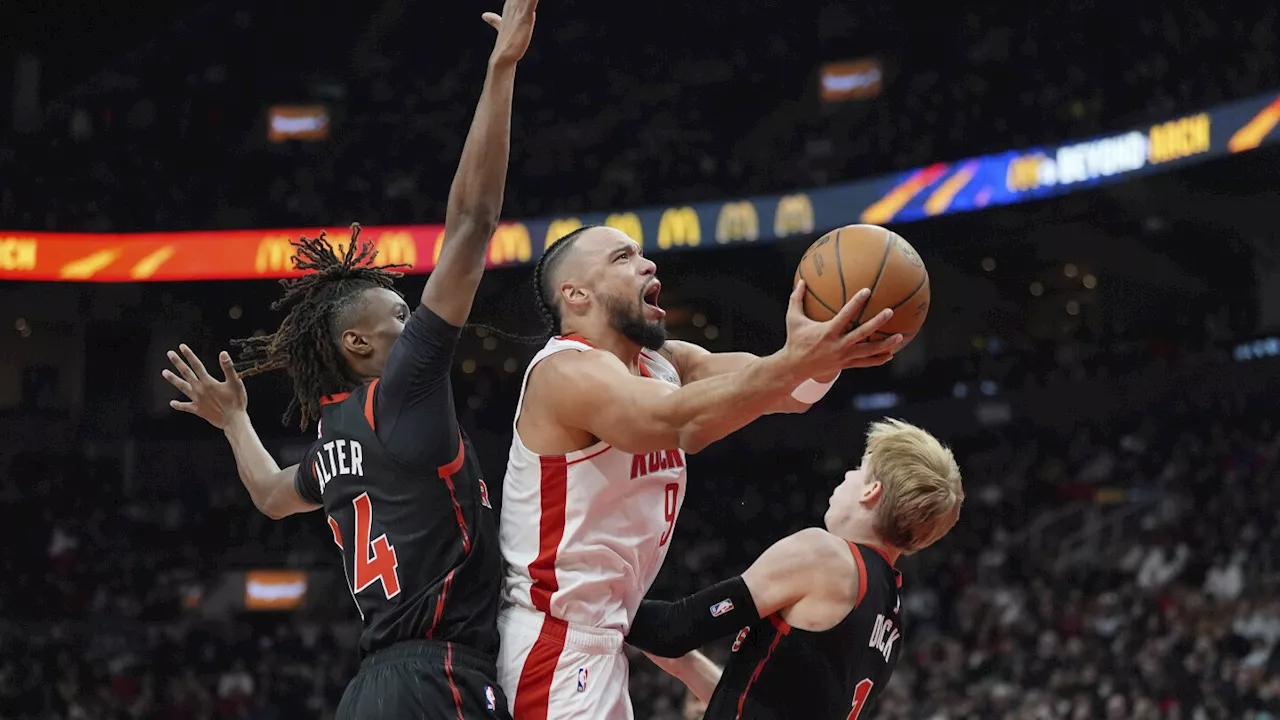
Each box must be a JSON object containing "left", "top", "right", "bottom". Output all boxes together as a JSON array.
[{"left": 863, "top": 418, "right": 964, "bottom": 554}]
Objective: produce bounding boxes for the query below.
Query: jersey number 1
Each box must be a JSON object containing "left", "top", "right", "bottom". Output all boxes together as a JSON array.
[
  {"left": 846, "top": 679, "right": 874, "bottom": 720},
  {"left": 328, "top": 492, "right": 401, "bottom": 603}
]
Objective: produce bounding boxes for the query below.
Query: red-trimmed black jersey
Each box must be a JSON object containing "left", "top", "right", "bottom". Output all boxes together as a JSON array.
[
  {"left": 703, "top": 542, "right": 903, "bottom": 720},
  {"left": 296, "top": 380, "right": 502, "bottom": 659}
]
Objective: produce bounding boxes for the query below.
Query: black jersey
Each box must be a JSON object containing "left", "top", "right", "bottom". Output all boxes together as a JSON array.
[
  {"left": 295, "top": 307, "right": 503, "bottom": 660},
  {"left": 704, "top": 542, "right": 902, "bottom": 720}
]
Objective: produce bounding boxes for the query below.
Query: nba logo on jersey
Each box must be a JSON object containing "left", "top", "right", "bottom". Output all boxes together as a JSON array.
[
  {"left": 485, "top": 686, "right": 496, "bottom": 711},
  {"left": 478, "top": 479, "right": 492, "bottom": 509},
  {"left": 576, "top": 667, "right": 589, "bottom": 693},
  {"left": 709, "top": 598, "right": 735, "bottom": 617}
]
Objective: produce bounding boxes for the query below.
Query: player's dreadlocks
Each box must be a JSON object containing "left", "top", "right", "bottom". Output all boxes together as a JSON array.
[{"left": 232, "top": 223, "right": 409, "bottom": 431}]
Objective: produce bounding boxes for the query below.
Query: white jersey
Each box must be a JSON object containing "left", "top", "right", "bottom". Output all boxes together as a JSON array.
[{"left": 500, "top": 334, "right": 688, "bottom": 632}]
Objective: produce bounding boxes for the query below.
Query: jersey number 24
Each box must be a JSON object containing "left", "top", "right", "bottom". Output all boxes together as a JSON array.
[{"left": 328, "top": 492, "right": 401, "bottom": 617}]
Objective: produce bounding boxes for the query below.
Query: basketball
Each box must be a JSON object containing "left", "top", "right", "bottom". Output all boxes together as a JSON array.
[{"left": 793, "top": 224, "right": 931, "bottom": 346}]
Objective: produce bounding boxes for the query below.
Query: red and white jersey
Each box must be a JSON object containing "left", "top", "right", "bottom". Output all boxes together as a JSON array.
[{"left": 500, "top": 334, "right": 688, "bottom": 632}]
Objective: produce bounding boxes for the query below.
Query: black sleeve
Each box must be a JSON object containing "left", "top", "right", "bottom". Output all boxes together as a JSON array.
[
  {"left": 372, "top": 304, "right": 463, "bottom": 468},
  {"left": 627, "top": 576, "right": 761, "bottom": 658},
  {"left": 294, "top": 457, "right": 322, "bottom": 505}
]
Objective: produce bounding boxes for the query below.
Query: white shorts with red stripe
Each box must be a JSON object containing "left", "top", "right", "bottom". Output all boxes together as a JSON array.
[{"left": 497, "top": 604, "right": 632, "bottom": 720}]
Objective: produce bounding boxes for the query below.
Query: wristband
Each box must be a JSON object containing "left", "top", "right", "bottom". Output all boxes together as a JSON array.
[{"left": 791, "top": 371, "right": 840, "bottom": 404}]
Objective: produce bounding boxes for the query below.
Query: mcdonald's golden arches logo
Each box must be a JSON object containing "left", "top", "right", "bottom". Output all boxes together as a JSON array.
[
  {"left": 376, "top": 231, "right": 417, "bottom": 268},
  {"left": 0, "top": 236, "right": 37, "bottom": 271},
  {"left": 489, "top": 223, "right": 533, "bottom": 265},
  {"left": 545, "top": 218, "right": 583, "bottom": 250},
  {"left": 255, "top": 235, "right": 295, "bottom": 274},
  {"left": 605, "top": 213, "right": 644, "bottom": 244},
  {"left": 773, "top": 194, "right": 815, "bottom": 238},
  {"left": 715, "top": 201, "right": 759, "bottom": 243},
  {"left": 657, "top": 207, "right": 701, "bottom": 250}
]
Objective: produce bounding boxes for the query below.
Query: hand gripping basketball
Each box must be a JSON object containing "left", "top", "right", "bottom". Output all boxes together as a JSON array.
[{"left": 783, "top": 280, "right": 904, "bottom": 376}]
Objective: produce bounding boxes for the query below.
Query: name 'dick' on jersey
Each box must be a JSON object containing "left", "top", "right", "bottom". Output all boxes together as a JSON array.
[
  {"left": 297, "top": 381, "right": 502, "bottom": 659},
  {"left": 706, "top": 543, "right": 903, "bottom": 720}
]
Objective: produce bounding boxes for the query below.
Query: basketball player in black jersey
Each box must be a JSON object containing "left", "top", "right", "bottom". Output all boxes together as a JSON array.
[
  {"left": 159, "top": 2, "right": 538, "bottom": 717},
  {"left": 626, "top": 419, "right": 964, "bottom": 719}
]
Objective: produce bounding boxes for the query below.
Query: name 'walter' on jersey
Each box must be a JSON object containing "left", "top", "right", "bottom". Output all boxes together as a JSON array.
[
  {"left": 297, "top": 380, "right": 503, "bottom": 659},
  {"left": 500, "top": 335, "right": 688, "bottom": 631}
]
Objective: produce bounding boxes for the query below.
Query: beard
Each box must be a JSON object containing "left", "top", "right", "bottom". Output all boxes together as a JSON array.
[{"left": 604, "top": 292, "right": 667, "bottom": 351}]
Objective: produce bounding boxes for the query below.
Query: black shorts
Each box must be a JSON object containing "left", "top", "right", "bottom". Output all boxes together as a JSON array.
[{"left": 336, "top": 640, "right": 511, "bottom": 720}]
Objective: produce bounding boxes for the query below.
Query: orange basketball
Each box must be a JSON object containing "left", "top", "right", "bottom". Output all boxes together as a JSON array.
[{"left": 793, "top": 224, "right": 930, "bottom": 346}]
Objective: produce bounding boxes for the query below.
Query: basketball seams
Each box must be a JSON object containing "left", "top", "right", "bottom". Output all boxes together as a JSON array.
[
  {"left": 832, "top": 228, "right": 848, "bottom": 305},
  {"left": 888, "top": 273, "right": 929, "bottom": 311},
  {"left": 875, "top": 273, "right": 929, "bottom": 338},
  {"left": 851, "top": 228, "right": 895, "bottom": 327},
  {"left": 798, "top": 264, "right": 842, "bottom": 317}
]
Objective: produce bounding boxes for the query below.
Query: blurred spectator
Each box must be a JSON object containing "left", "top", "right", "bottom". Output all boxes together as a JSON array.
[
  {"left": 1135, "top": 541, "right": 1190, "bottom": 591},
  {"left": 1205, "top": 551, "right": 1247, "bottom": 603}
]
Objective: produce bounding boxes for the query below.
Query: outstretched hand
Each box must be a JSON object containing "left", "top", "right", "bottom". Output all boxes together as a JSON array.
[
  {"left": 483, "top": 0, "right": 538, "bottom": 66},
  {"left": 162, "top": 344, "right": 248, "bottom": 430}
]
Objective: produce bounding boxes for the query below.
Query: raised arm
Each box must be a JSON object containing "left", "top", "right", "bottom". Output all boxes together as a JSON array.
[
  {"left": 537, "top": 347, "right": 807, "bottom": 455},
  {"left": 164, "top": 346, "right": 318, "bottom": 519},
  {"left": 371, "top": 1, "right": 537, "bottom": 466},
  {"left": 540, "top": 285, "right": 900, "bottom": 454},
  {"left": 420, "top": 0, "right": 536, "bottom": 325},
  {"left": 627, "top": 528, "right": 854, "bottom": 658}
]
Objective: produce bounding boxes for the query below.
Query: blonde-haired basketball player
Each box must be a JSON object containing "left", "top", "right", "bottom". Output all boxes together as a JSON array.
[
  {"left": 631, "top": 419, "right": 962, "bottom": 720},
  {"left": 497, "top": 225, "right": 904, "bottom": 719}
]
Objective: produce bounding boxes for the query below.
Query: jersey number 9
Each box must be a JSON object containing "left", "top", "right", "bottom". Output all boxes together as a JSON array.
[{"left": 658, "top": 483, "right": 679, "bottom": 547}]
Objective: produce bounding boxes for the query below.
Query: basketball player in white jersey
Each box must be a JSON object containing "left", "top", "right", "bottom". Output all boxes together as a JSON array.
[{"left": 496, "top": 224, "right": 905, "bottom": 719}]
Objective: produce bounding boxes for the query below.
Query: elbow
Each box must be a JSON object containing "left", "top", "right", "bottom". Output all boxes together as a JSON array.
[
  {"left": 676, "top": 426, "right": 711, "bottom": 455},
  {"left": 679, "top": 437, "right": 710, "bottom": 455},
  {"left": 256, "top": 501, "right": 287, "bottom": 521},
  {"left": 448, "top": 208, "right": 501, "bottom": 238}
]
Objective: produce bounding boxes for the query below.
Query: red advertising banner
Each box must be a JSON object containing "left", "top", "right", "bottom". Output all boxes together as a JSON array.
[{"left": 0, "top": 224, "right": 516, "bottom": 282}]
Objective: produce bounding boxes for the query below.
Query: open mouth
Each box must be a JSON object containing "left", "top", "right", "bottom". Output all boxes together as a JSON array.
[
  {"left": 642, "top": 281, "right": 665, "bottom": 318},
  {"left": 642, "top": 281, "right": 662, "bottom": 308}
]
